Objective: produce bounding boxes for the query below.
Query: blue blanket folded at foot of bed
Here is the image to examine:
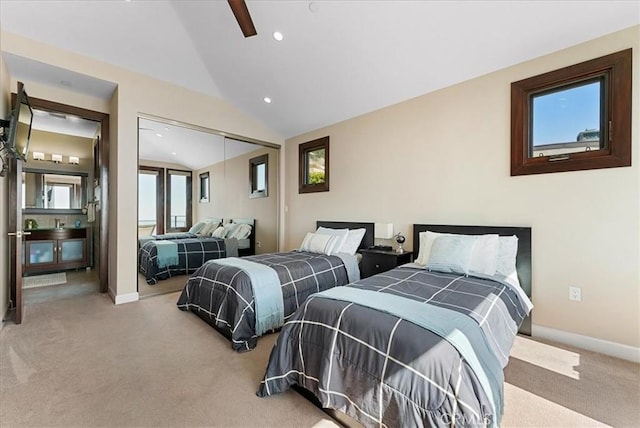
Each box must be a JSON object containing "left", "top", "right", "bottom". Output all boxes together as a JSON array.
[{"left": 154, "top": 240, "right": 179, "bottom": 268}]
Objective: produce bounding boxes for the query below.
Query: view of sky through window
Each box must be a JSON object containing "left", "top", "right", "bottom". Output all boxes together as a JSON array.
[{"left": 532, "top": 81, "right": 600, "bottom": 147}]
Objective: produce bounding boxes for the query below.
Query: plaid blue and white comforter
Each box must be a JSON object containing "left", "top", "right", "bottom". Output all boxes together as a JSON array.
[
  {"left": 138, "top": 237, "right": 226, "bottom": 284},
  {"left": 257, "top": 266, "right": 531, "bottom": 427},
  {"left": 176, "top": 251, "right": 353, "bottom": 352}
]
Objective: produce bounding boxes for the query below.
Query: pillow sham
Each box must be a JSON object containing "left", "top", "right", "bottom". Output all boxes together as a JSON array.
[
  {"left": 198, "top": 221, "right": 218, "bottom": 236},
  {"left": 339, "top": 228, "right": 366, "bottom": 255},
  {"left": 469, "top": 234, "right": 499, "bottom": 276},
  {"left": 416, "top": 231, "right": 448, "bottom": 265},
  {"left": 496, "top": 235, "right": 519, "bottom": 278},
  {"left": 228, "top": 223, "right": 252, "bottom": 240},
  {"left": 188, "top": 221, "right": 207, "bottom": 234},
  {"left": 299, "top": 232, "right": 340, "bottom": 255},
  {"left": 425, "top": 235, "right": 476, "bottom": 274},
  {"left": 211, "top": 226, "right": 226, "bottom": 238},
  {"left": 315, "top": 227, "right": 349, "bottom": 255},
  {"left": 223, "top": 222, "right": 241, "bottom": 238}
]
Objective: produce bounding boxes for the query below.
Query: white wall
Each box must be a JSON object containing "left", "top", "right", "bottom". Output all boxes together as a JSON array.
[
  {"left": 1, "top": 30, "right": 283, "bottom": 305},
  {"left": 284, "top": 26, "right": 640, "bottom": 351}
]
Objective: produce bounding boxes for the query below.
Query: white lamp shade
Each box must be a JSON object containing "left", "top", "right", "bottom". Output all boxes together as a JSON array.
[
  {"left": 374, "top": 223, "right": 394, "bottom": 239},
  {"left": 51, "top": 154, "right": 63, "bottom": 163},
  {"left": 69, "top": 156, "right": 80, "bottom": 165},
  {"left": 32, "top": 152, "right": 45, "bottom": 161}
]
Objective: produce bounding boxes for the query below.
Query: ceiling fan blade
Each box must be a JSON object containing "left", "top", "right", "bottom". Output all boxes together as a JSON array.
[{"left": 228, "top": 0, "right": 257, "bottom": 38}]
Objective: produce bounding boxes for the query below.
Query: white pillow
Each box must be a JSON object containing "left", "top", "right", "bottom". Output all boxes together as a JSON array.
[
  {"left": 416, "top": 231, "right": 447, "bottom": 265},
  {"left": 496, "top": 235, "right": 519, "bottom": 278},
  {"left": 229, "top": 223, "right": 252, "bottom": 240},
  {"left": 211, "top": 226, "right": 226, "bottom": 238},
  {"left": 188, "top": 221, "right": 207, "bottom": 234},
  {"left": 223, "top": 223, "right": 241, "bottom": 238},
  {"left": 469, "top": 234, "right": 499, "bottom": 276},
  {"left": 315, "top": 227, "right": 349, "bottom": 255},
  {"left": 339, "top": 228, "right": 366, "bottom": 255},
  {"left": 198, "top": 221, "right": 218, "bottom": 236},
  {"left": 299, "top": 232, "right": 340, "bottom": 255}
]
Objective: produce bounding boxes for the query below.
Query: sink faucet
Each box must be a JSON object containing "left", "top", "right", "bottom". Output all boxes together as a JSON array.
[{"left": 55, "top": 218, "right": 61, "bottom": 229}]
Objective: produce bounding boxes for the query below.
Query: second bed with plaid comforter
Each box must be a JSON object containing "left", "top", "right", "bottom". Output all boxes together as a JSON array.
[
  {"left": 257, "top": 266, "right": 531, "bottom": 428},
  {"left": 176, "top": 251, "right": 355, "bottom": 352},
  {"left": 138, "top": 237, "right": 226, "bottom": 285}
]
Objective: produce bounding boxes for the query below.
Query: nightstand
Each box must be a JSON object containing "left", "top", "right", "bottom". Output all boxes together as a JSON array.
[{"left": 360, "top": 249, "right": 413, "bottom": 279}]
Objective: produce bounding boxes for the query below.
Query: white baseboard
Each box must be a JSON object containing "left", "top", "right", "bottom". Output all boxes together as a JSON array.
[
  {"left": 532, "top": 324, "right": 640, "bottom": 364},
  {"left": 108, "top": 288, "right": 139, "bottom": 305}
]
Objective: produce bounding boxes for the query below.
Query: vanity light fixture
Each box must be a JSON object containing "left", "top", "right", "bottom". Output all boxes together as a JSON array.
[
  {"left": 51, "top": 154, "right": 63, "bottom": 163},
  {"left": 32, "top": 152, "right": 45, "bottom": 161},
  {"left": 273, "top": 31, "right": 283, "bottom": 41},
  {"left": 69, "top": 156, "right": 80, "bottom": 165}
]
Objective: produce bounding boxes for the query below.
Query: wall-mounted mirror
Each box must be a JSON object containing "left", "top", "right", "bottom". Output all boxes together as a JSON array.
[
  {"left": 137, "top": 116, "right": 279, "bottom": 298},
  {"left": 22, "top": 169, "right": 88, "bottom": 213}
]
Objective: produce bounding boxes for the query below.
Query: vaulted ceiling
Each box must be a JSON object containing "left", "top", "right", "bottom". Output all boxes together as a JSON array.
[{"left": 1, "top": 1, "right": 638, "bottom": 139}]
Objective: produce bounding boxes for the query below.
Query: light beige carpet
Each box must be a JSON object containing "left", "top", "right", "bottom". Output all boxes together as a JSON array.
[{"left": 1, "top": 289, "right": 638, "bottom": 427}]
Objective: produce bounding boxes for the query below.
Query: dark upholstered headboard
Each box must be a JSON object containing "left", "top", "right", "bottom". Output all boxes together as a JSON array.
[
  {"left": 316, "top": 221, "right": 375, "bottom": 251},
  {"left": 412, "top": 224, "right": 532, "bottom": 336}
]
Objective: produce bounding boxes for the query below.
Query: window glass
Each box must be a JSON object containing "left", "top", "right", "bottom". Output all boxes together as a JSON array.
[{"left": 138, "top": 171, "right": 157, "bottom": 230}]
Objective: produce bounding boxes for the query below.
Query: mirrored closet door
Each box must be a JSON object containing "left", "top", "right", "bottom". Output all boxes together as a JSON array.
[{"left": 137, "top": 117, "right": 279, "bottom": 298}]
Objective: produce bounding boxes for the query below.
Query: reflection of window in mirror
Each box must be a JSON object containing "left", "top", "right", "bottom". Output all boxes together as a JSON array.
[
  {"left": 199, "top": 171, "right": 210, "bottom": 203},
  {"left": 166, "top": 169, "right": 192, "bottom": 232},
  {"left": 249, "top": 154, "right": 268, "bottom": 199},
  {"left": 511, "top": 49, "right": 631, "bottom": 176},
  {"left": 299, "top": 136, "right": 329, "bottom": 193}
]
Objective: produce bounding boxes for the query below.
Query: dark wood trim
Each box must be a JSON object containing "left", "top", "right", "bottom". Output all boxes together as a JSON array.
[
  {"left": 299, "top": 136, "right": 330, "bottom": 193},
  {"left": 138, "top": 166, "right": 165, "bottom": 235},
  {"left": 249, "top": 153, "right": 268, "bottom": 198},
  {"left": 20, "top": 96, "right": 110, "bottom": 293},
  {"left": 511, "top": 49, "right": 632, "bottom": 176}
]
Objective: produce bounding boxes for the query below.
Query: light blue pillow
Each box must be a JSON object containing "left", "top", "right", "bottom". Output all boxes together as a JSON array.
[{"left": 425, "top": 235, "right": 477, "bottom": 275}]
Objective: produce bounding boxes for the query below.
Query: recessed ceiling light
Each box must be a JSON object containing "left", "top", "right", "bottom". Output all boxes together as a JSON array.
[
  {"left": 273, "top": 31, "right": 283, "bottom": 41},
  {"left": 156, "top": 133, "right": 163, "bottom": 137},
  {"left": 164, "top": 127, "right": 169, "bottom": 131},
  {"left": 263, "top": 97, "right": 272, "bottom": 104},
  {"left": 171, "top": 152, "right": 177, "bottom": 156}
]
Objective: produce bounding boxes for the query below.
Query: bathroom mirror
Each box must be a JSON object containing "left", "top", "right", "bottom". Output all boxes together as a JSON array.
[{"left": 22, "top": 169, "right": 88, "bottom": 213}]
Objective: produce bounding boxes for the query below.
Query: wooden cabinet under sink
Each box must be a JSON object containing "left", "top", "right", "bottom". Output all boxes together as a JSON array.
[{"left": 23, "top": 228, "right": 90, "bottom": 275}]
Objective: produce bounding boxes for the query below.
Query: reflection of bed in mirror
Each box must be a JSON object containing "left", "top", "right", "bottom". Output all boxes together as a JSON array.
[
  {"left": 137, "top": 218, "right": 255, "bottom": 285},
  {"left": 137, "top": 116, "right": 280, "bottom": 294},
  {"left": 258, "top": 224, "right": 532, "bottom": 428},
  {"left": 176, "top": 221, "right": 375, "bottom": 352}
]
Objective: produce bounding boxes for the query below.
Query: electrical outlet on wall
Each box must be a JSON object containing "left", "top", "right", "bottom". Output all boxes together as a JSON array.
[
  {"left": 256, "top": 241, "right": 261, "bottom": 248},
  {"left": 569, "top": 286, "right": 582, "bottom": 301}
]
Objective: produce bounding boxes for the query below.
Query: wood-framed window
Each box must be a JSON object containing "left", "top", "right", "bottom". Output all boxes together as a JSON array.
[
  {"left": 199, "top": 171, "right": 210, "bottom": 203},
  {"left": 166, "top": 169, "right": 192, "bottom": 232},
  {"left": 249, "top": 153, "right": 268, "bottom": 199},
  {"left": 299, "top": 136, "right": 329, "bottom": 194},
  {"left": 138, "top": 166, "right": 164, "bottom": 235},
  {"left": 511, "top": 49, "right": 631, "bottom": 176}
]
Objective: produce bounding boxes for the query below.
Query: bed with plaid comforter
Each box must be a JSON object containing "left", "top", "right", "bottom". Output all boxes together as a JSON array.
[
  {"left": 257, "top": 266, "right": 531, "bottom": 428},
  {"left": 176, "top": 251, "right": 355, "bottom": 352},
  {"left": 138, "top": 237, "right": 226, "bottom": 285}
]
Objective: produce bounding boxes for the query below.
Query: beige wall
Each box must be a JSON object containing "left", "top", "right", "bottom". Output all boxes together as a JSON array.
[
  {"left": 1, "top": 31, "right": 283, "bottom": 303},
  {"left": 0, "top": 54, "right": 10, "bottom": 321},
  {"left": 284, "top": 26, "right": 640, "bottom": 349},
  {"left": 195, "top": 146, "right": 279, "bottom": 254}
]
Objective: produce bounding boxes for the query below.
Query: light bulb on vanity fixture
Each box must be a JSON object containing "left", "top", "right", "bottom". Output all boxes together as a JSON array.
[
  {"left": 51, "top": 154, "right": 63, "bottom": 163},
  {"left": 68, "top": 156, "right": 80, "bottom": 165}
]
